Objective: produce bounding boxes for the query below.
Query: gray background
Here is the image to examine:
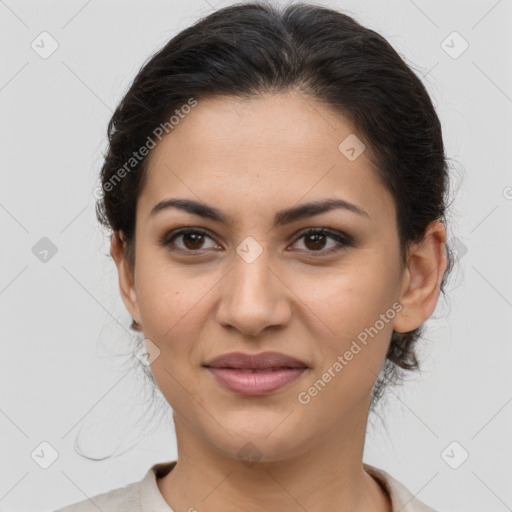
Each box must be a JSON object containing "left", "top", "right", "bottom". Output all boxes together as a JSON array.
[{"left": 1, "top": 0, "right": 511, "bottom": 511}]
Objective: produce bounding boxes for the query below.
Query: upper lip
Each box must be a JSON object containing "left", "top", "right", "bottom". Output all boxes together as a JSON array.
[{"left": 204, "top": 351, "right": 309, "bottom": 370}]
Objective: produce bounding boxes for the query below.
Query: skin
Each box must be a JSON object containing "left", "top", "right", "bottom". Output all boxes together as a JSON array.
[{"left": 111, "top": 90, "right": 448, "bottom": 512}]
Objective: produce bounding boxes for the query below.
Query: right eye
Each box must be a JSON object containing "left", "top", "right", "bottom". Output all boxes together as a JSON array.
[{"left": 160, "top": 228, "right": 220, "bottom": 253}]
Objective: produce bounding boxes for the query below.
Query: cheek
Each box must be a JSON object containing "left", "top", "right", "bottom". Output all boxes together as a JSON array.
[
  {"left": 135, "top": 267, "right": 209, "bottom": 407},
  {"left": 313, "top": 256, "right": 399, "bottom": 329},
  {"left": 305, "top": 254, "right": 399, "bottom": 375},
  {"left": 135, "top": 249, "right": 209, "bottom": 337},
  {"left": 297, "top": 276, "right": 397, "bottom": 418}
]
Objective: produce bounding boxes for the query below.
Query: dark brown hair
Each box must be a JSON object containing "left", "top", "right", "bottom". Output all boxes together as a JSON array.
[{"left": 96, "top": 1, "right": 455, "bottom": 411}]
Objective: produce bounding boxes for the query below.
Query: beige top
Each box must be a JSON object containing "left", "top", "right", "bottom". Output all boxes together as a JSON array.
[{"left": 54, "top": 461, "right": 438, "bottom": 512}]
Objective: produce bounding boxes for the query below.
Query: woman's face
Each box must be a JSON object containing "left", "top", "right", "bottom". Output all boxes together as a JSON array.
[{"left": 114, "top": 91, "right": 430, "bottom": 462}]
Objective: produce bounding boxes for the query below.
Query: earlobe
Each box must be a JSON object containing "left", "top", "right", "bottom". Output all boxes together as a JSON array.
[
  {"left": 392, "top": 220, "right": 448, "bottom": 334},
  {"left": 110, "top": 232, "right": 141, "bottom": 326}
]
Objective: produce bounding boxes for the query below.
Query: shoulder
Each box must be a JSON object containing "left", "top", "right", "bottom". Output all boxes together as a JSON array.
[
  {"left": 53, "top": 480, "right": 141, "bottom": 512},
  {"left": 363, "top": 463, "right": 439, "bottom": 512},
  {"left": 53, "top": 462, "right": 177, "bottom": 512}
]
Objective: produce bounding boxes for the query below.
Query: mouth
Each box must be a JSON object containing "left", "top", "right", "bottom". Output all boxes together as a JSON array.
[{"left": 203, "top": 351, "right": 309, "bottom": 396}]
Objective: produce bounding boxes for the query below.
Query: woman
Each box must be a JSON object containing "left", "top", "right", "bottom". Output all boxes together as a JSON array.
[{"left": 56, "top": 2, "right": 453, "bottom": 511}]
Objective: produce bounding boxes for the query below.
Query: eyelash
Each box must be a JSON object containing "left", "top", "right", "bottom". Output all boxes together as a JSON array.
[{"left": 159, "top": 227, "right": 354, "bottom": 257}]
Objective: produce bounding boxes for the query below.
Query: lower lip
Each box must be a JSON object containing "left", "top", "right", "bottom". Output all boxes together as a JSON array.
[{"left": 206, "top": 367, "right": 307, "bottom": 395}]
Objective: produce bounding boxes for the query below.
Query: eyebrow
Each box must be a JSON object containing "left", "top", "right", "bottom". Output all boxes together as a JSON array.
[{"left": 149, "top": 197, "right": 370, "bottom": 226}]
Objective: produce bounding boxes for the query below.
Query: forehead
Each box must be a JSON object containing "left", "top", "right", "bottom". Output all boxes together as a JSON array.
[
  {"left": 149, "top": 91, "right": 360, "bottom": 165},
  {"left": 138, "top": 92, "right": 396, "bottom": 227}
]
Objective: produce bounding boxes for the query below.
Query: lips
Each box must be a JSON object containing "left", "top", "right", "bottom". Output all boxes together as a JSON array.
[
  {"left": 204, "top": 351, "right": 309, "bottom": 370},
  {"left": 203, "top": 351, "right": 309, "bottom": 395}
]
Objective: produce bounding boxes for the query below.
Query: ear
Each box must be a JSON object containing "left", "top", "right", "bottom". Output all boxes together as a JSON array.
[
  {"left": 110, "top": 231, "right": 141, "bottom": 327},
  {"left": 393, "top": 220, "right": 448, "bottom": 334}
]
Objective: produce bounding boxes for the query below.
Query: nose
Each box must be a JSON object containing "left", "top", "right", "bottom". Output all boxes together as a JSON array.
[{"left": 215, "top": 249, "right": 292, "bottom": 338}]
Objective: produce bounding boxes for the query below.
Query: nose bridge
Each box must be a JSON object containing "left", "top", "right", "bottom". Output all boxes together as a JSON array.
[
  {"left": 216, "top": 244, "right": 289, "bottom": 336},
  {"left": 233, "top": 246, "right": 273, "bottom": 299}
]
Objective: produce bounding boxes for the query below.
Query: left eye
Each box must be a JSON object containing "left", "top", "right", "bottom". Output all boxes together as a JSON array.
[
  {"left": 160, "top": 228, "right": 353, "bottom": 255},
  {"left": 291, "top": 228, "right": 353, "bottom": 255}
]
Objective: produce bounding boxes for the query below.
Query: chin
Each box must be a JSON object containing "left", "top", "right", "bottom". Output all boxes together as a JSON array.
[{"left": 204, "top": 418, "right": 310, "bottom": 465}]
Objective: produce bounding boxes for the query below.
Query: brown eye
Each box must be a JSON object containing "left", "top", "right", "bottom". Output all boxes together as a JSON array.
[
  {"left": 303, "top": 232, "right": 329, "bottom": 251},
  {"left": 160, "top": 227, "right": 353, "bottom": 257},
  {"left": 291, "top": 228, "right": 354, "bottom": 256},
  {"left": 181, "top": 232, "right": 207, "bottom": 250},
  {"left": 161, "top": 229, "right": 219, "bottom": 252}
]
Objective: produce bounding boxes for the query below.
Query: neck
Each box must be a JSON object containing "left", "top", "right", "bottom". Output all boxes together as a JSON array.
[{"left": 157, "top": 410, "right": 391, "bottom": 512}]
